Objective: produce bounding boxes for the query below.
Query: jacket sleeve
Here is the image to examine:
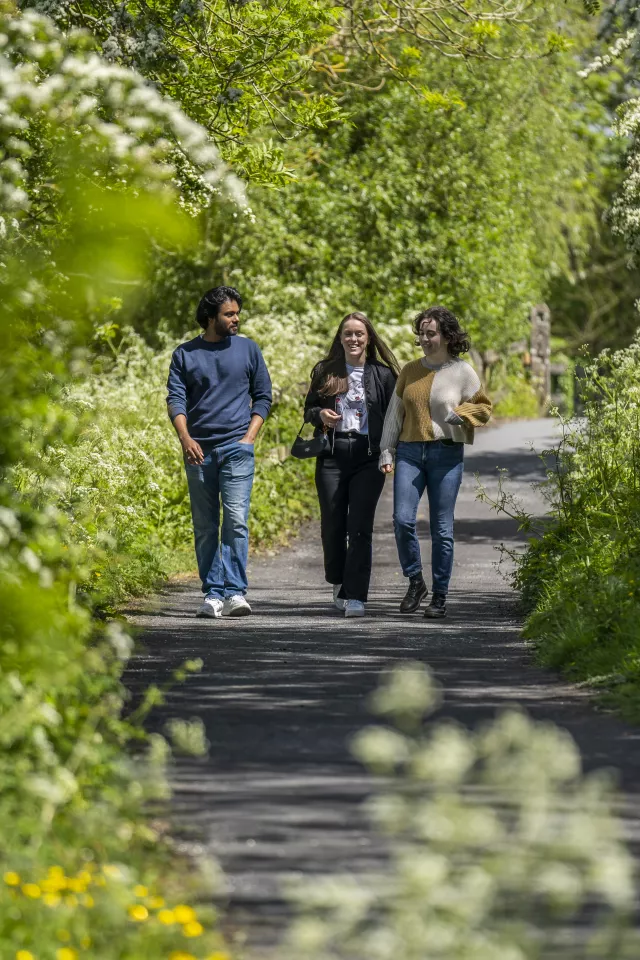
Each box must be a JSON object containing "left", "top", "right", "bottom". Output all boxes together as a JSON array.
[
  {"left": 304, "top": 365, "right": 325, "bottom": 428},
  {"left": 166, "top": 348, "right": 187, "bottom": 422},
  {"left": 382, "top": 366, "right": 397, "bottom": 408},
  {"left": 249, "top": 344, "right": 272, "bottom": 421}
]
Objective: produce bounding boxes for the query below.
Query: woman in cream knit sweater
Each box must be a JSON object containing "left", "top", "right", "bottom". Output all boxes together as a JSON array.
[{"left": 379, "top": 306, "right": 492, "bottom": 618}]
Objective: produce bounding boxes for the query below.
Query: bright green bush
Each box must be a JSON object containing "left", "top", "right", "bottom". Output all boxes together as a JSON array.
[
  {"left": 484, "top": 334, "right": 640, "bottom": 719},
  {"left": 0, "top": 9, "right": 239, "bottom": 957},
  {"left": 285, "top": 663, "right": 638, "bottom": 959}
]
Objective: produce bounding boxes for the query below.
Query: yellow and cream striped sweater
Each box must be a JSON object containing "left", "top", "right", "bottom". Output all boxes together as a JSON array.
[{"left": 379, "top": 357, "right": 492, "bottom": 467}]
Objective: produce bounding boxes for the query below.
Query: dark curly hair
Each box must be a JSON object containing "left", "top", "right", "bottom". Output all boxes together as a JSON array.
[
  {"left": 196, "top": 285, "right": 242, "bottom": 329},
  {"left": 413, "top": 305, "right": 470, "bottom": 357}
]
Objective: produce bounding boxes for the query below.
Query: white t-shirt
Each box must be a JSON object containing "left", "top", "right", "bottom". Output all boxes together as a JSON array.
[{"left": 336, "top": 364, "right": 368, "bottom": 434}]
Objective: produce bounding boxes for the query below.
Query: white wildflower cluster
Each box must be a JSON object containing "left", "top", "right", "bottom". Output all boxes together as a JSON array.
[
  {"left": 0, "top": 9, "right": 244, "bottom": 221},
  {"left": 577, "top": 27, "right": 637, "bottom": 78},
  {"left": 610, "top": 97, "right": 640, "bottom": 257},
  {"left": 285, "top": 663, "right": 639, "bottom": 959}
]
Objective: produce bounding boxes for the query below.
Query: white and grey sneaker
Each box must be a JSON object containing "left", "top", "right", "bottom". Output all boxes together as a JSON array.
[
  {"left": 197, "top": 596, "right": 223, "bottom": 618},
  {"left": 333, "top": 584, "right": 346, "bottom": 611},
  {"left": 223, "top": 595, "right": 252, "bottom": 617},
  {"left": 345, "top": 600, "right": 365, "bottom": 618}
]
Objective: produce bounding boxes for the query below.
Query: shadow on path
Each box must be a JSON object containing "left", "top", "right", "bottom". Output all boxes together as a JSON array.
[{"left": 126, "top": 419, "right": 640, "bottom": 952}]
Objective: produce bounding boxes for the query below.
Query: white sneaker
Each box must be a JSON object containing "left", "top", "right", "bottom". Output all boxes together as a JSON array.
[
  {"left": 223, "top": 595, "right": 252, "bottom": 617},
  {"left": 345, "top": 600, "right": 365, "bottom": 618},
  {"left": 197, "top": 597, "right": 223, "bottom": 618},
  {"left": 333, "top": 584, "right": 346, "bottom": 611}
]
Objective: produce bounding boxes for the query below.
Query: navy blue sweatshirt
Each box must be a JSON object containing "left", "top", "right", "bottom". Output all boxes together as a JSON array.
[{"left": 166, "top": 335, "right": 272, "bottom": 445}]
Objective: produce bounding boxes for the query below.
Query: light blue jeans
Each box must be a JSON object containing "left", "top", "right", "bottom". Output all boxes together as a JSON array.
[
  {"left": 185, "top": 440, "right": 255, "bottom": 598},
  {"left": 393, "top": 440, "right": 464, "bottom": 595}
]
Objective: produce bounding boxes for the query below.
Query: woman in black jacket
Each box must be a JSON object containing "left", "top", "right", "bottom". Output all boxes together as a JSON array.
[{"left": 304, "top": 312, "right": 399, "bottom": 618}]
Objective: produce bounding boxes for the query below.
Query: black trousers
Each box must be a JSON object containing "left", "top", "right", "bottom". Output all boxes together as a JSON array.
[{"left": 315, "top": 433, "right": 386, "bottom": 602}]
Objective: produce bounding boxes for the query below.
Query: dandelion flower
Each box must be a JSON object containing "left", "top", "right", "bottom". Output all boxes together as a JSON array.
[
  {"left": 134, "top": 884, "right": 148, "bottom": 897},
  {"left": 22, "top": 884, "right": 41, "bottom": 899},
  {"left": 128, "top": 904, "right": 149, "bottom": 921},
  {"left": 56, "top": 950, "right": 78, "bottom": 960},
  {"left": 4, "top": 872, "right": 20, "bottom": 886},
  {"left": 149, "top": 895, "right": 165, "bottom": 908},
  {"left": 157, "top": 909, "right": 176, "bottom": 924},
  {"left": 44, "top": 893, "right": 61, "bottom": 907},
  {"left": 183, "top": 921, "right": 204, "bottom": 938},
  {"left": 169, "top": 953, "right": 197, "bottom": 960},
  {"left": 16, "top": 952, "right": 35, "bottom": 960},
  {"left": 173, "top": 904, "right": 196, "bottom": 923}
]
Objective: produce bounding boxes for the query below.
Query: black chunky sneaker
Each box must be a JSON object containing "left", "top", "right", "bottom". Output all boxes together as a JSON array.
[
  {"left": 400, "top": 575, "right": 428, "bottom": 613},
  {"left": 424, "top": 593, "right": 447, "bottom": 618}
]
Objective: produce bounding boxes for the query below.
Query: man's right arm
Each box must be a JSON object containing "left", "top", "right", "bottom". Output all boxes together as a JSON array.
[{"left": 167, "top": 349, "right": 204, "bottom": 465}]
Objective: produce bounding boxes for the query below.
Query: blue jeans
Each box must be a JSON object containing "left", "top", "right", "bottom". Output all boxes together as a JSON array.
[
  {"left": 393, "top": 440, "right": 464, "bottom": 595},
  {"left": 185, "top": 440, "right": 255, "bottom": 598}
]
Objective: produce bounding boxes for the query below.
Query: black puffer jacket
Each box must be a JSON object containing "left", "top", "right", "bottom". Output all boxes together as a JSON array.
[{"left": 303, "top": 360, "right": 397, "bottom": 455}]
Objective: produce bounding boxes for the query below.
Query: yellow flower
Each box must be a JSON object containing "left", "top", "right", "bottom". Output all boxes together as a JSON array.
[
  {"left": 102, "top": 864, "right": 122, "bottom": 879},
  {"left": 173, "top": 904, "right": 196, "bottom": 924},
  {"left": 22, "top": 884, "right": 41, "bottom": 899},
  {"left": 44, "top": 893, "right": 62, "bottom": 907},
  {"left": 66, "top": 878, "right": 85, "bottom": 893},
  {"left": 4, "top": 872, "right": 20, "bottom": 886},
  {"left": 169, "top": 953, "right": 197, "bottom": 960},
  {"left": 77, "top": 870, "right": 92, "bottom": 886},
  {"left": 48, "top": 866, "right": 65, "bottom": 878},
  {"left": 42, "top": 877, "right": 66, "bottom": 893},
  {"left": 128, "top": 904, "right": 149, "bottom": 922},
  {"left": 183, "top": 921, "right": 204, "bottom": 938},
  {"left": 149, "top": 895, "right": 165, "bottom": 909},
  {"left": 134, "top": 884, "right": 149, "bottom": 897},
  {"left": 16, "top": 951, "right": 35, "bottom": 960},
  {"left": 82, "top": 894, "right": 94, "bottom": 908},
  {"left": 56, "top": 950, "right": 78, "bottom": 960},
  {"left": 157, "top": 909, "right": 176, "bottom": 925}
]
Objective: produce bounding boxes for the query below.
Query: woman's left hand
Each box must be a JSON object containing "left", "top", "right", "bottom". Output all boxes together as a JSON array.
[{"left": 380, "top": 463, "right": 393, "bottom": 474}]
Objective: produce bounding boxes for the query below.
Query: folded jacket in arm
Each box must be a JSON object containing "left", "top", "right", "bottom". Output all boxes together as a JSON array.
[
  {"left": 166, "top": 334, "right": 272, "bottom": 446},
  {"left": 378, "top": 357, "right": 492, "bottom": 468}
]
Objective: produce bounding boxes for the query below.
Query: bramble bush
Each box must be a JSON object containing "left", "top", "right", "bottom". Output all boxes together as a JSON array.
[{"left": 285, "top": 664, "right": 639, "bottom": 960}]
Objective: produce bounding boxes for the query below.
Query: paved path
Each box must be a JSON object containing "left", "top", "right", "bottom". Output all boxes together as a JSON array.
[{"left": 125, "top": 420, "right": 640, "bottom": 953}]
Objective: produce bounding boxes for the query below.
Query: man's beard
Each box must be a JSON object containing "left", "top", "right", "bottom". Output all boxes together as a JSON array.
[{"left": 215, "top": 318, "right": 238, "bottom": 337}]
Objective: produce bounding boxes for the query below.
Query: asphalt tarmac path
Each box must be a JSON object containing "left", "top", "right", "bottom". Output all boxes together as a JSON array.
[{"left": 124, "top": 420, "right": 640, "bottom": 953}]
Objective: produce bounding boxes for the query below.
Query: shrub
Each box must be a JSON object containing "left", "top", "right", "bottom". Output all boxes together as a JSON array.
[{"left": 481, "top": 332, "right": 640, "bottom": 719}]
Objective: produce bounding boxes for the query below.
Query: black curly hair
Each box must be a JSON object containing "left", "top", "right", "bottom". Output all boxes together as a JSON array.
[
  {"left": 195, "top": 285, "right": 242, "bottom": 329},
  {"left": 413, "top": 306, "right": 470, "bottom": 357}
]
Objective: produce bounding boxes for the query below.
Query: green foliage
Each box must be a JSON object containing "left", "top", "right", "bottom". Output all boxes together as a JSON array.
[
  {"left": 484, "top": 335, "right": 640, "bottom": 720},
  {"left": 285, "top": 663, "right": 638, "bottom": 959},
  {"left": 0, "top": 9, "right": 238, "bottom": 956},
  {"left": 212, "top": 18, "right": 601, "bottom": 357}
]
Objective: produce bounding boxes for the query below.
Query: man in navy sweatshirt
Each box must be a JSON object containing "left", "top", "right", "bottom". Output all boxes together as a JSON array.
[{"left": 166, "top": 285, "right": 272, "bottom": 618}]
